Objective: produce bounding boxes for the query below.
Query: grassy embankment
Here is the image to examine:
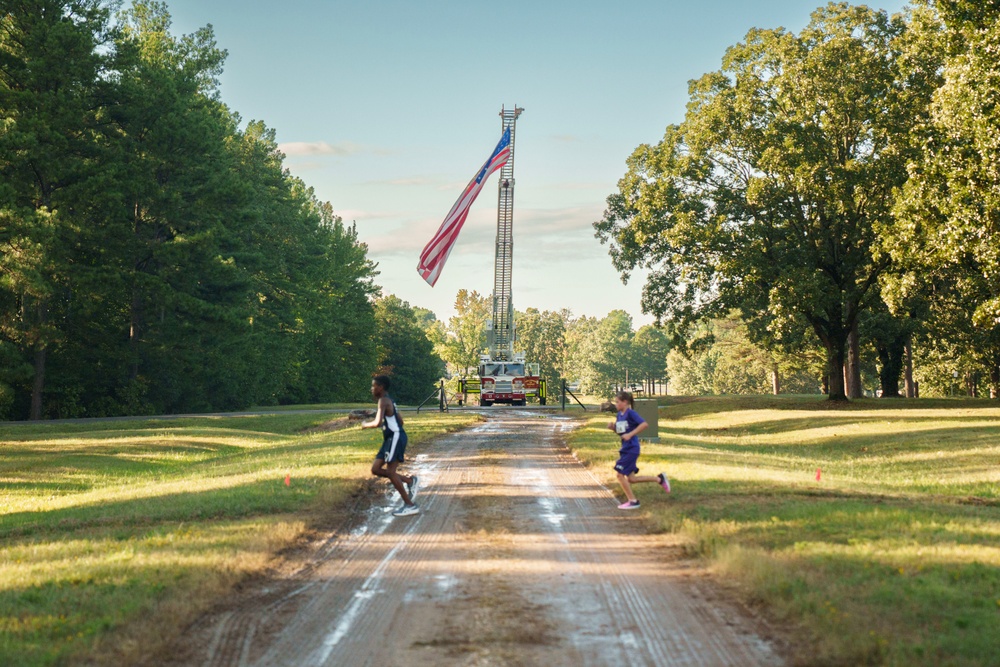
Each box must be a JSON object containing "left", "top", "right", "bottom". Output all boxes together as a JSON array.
[
  {"left": 569, "top": 395, "right": 1000, "bottom": 667},
  {"left": 0, "top": 410, "right": 479, "bottom": 666}
]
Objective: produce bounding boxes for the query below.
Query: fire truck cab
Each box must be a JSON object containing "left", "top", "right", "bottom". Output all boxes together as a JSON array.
[{"left": 478, "top": 353, "right": 542, "bottom": 407}]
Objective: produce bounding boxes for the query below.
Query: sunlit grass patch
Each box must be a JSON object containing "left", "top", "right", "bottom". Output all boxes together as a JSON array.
[
  {"left": 0, "top": 410, "right": 478, "bottom": 666},
  {"left": 568, "top": 396, "right": 1000, "bottom": 666}
]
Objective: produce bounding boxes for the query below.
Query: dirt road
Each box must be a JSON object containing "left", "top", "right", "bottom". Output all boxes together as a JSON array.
[{"left": 172, "top": 411, "right": 783, "bottom": 666}]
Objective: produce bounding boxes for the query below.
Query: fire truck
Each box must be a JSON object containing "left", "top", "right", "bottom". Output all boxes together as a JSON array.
[
  {"left": 458, "top": 106, "right": 546, "bottom": 407},
  {"left": 476, "top": 354, "right": 544, "bottom": 406}
]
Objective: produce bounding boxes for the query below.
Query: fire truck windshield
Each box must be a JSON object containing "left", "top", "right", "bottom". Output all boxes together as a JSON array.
[{"left": 480, "top": 363, "right": 525, "bottom": 376}]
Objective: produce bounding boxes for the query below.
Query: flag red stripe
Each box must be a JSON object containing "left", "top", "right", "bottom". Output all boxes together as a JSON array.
[{"left": 416, "top": 129, "right": 511, "bottom": 286}]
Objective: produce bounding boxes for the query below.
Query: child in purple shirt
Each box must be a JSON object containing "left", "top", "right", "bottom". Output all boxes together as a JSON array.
[{"left": 609, "top": 390, "right": 670, "bottom": 509}]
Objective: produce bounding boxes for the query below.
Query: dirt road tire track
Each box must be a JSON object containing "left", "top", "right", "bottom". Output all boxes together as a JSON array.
[{"left": 162, "top": 411, "right": 784, "bottom": 666}]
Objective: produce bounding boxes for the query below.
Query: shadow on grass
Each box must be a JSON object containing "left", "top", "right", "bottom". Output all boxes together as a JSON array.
[
  {"left": 0, "top": 480, "right": 92, "bottom": 493},
  {"left": 0, "top": 476, "right": 333, "bottom": 539},
  {"left": 658, "top": 423, "right": 1000, "bottom": 458},
  {"left": 661, "top": 415, "right": 1000, "bottom": 438},
  {"left": 663, "top": 477, "right": 1000, "bottom": 543},
  {"left": 0, "top": 431, "right": 373, "bottom": 499},
  {"left": 0, "top": 412, "right": 343, "bottom": 441},
  {"left": 656, "top": 395, "right": 1000, "bottom": 418},
  {"left": 652, "top": 476, "right": 1000, "bottom": 666},
  {"left": 0, "top": 470, "right": 357, "bottom": 667},
  {"left": 0, "top": 572, "right": 167, "bottom": 666},
  {"left": 0, "top": 449, "right": 212, "bottom": 479}
]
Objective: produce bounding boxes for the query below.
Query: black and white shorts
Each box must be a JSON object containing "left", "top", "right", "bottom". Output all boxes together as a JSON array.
[{"left": 376, "top": 430, "right": 408, "bottom": 463}]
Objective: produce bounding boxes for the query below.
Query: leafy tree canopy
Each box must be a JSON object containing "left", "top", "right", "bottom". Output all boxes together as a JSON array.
[{"left": 596, "top": 3, "right": 939, "bottom": 400}]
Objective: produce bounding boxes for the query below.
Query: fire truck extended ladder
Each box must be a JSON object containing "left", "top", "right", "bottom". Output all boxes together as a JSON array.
[{"left": 491, "top": 106, "right": 523, "bottom": 361}]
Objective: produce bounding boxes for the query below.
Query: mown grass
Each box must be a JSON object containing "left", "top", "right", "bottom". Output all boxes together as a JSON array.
[
  {"left": 0, "top": 410, "right": 479, "bottom": 666},
  {"left": 568, "top": 395, "right": 1000, "bottom": 667}
]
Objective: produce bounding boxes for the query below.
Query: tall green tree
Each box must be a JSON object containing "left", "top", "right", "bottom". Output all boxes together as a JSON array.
[
  {"left": 411, "top": 306, "right": 438, "bottom": 331},
  {"left": 667, "top": 316, "right": 824, "bottom": 396},
  {"left": 562, "top": 313, "right": 598, "bottom": 388},
  {"left": 632, "top": 325, "right": 670, "bottom": 390},
  {"left": 514, "top": 308, "right": 566, "bottom": 382},
  {"left": 575, "top": 310, "right": 635, "bottom": 395},
  {"left": 438, "top": 289, "right": 489, "bottom": 375},
  {"left": 1, "top": 1, "right": 383, "bottom": 417},
  {"left": 595, "top": 3, "right": 939, "bottom": 400},
  {"left": 105, "top": 2, "right": 255, "bottom": 413},
  {"left": 0, "top": 0, "right": 118, "bottom": 418},
  {"left": 373, "top": 294, "right": 443, "bottom": 404},
  {"left": 889, "top": 0, "right": 1000, "bottom": 397},
  {"left": 859, "top": 302, "right": 917, "bottom": 398}
]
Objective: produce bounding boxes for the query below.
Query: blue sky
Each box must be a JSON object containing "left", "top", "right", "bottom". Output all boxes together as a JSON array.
[{"left": 163, "top": 0, "right": 910, "bottom": 326}]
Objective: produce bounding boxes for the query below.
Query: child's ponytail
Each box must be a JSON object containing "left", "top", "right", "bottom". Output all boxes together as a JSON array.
[{"left": 615, "top": 390, "right": 634, "bottom": 408}]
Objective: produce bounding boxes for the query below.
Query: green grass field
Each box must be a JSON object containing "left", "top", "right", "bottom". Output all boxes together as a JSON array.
[
  {"left": 0, "top": 410, "right": 479, "bottom": 666},
  {"left": 568, "top": 396, "right": 1000, "bottom": 666}
]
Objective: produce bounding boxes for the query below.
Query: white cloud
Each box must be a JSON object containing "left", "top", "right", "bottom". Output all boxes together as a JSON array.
[
  {"left": 278, "top": 141, "right": 363, "bottom": 157},
  {"left": 386, "top": 177, "right": 437, "bottom": 186},
  {"left": 359, "top": 177, "right": 443, "bottom": 187},
  {"left": 543, "top": 181, "right": 614, "bottom": 191},
  {"left": 361, "top": 209, "right": 496, "bottom": 257},
  {"left": 284, "top": 161, "right": 325, "bottom": 172},
  {"left": 358, "top": 203, "right": 608, "bottom": 261}
]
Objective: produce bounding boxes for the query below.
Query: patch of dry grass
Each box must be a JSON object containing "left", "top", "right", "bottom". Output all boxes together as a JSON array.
[
  {"left": 0, "top": 410, "right": 479, "bottom": 667},
  {"left": 568, "top": 396, "right": 1000, "bottom": 667}
]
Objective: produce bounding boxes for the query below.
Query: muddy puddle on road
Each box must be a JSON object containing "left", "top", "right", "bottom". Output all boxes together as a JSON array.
[{"left": 165, "top": 411, "right": 783, "bottom": 667}]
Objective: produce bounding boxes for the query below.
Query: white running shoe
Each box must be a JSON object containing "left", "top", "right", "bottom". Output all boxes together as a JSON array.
[
  {"left": 393, "top": 503, "right": 420, "bottom": 517},
  {"left": 658, "top": 473, "right": 671, "bottom": 493},
  {"left": 407, "top": 475, "right": 418, "bottom": 501}
]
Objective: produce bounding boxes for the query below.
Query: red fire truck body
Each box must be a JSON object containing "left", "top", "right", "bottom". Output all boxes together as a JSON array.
[{"left": 478, "top": 356, "right": 542, "bottom": 406}]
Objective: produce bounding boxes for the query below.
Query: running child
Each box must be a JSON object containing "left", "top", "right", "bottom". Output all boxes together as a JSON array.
[
  {"left": 362, "top": 375, "right": 419, "bottom": 517},
  {"left": 609, "top": 390, "right": 670, "bottom": 510}
]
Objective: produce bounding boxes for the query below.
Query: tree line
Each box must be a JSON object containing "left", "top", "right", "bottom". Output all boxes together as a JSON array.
[
  {"left": 595, "top": 0, "right": 1000, "bottom": 400},
  {"left": 419, "top": 290, "right": 669, "bottom": 397},
  {"left": 388, "top": 1, "right": 1000, "bottom": 402},
  {"left": 0, "top": 1, "right": 391, "bottom": 418},
  {"left": 10, "top": 1, "right": 997, "bottom": 416}
]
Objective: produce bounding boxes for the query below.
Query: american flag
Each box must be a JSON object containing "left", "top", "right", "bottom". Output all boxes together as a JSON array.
[{"left": 417, "top": 127, "right": 511, "bottom": 286}]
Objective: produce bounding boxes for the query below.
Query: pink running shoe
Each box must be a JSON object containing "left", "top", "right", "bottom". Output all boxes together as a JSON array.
[
  {"left": 658, "top": 473, "right": 671, "bottom": 493},
  {"left": 617, "top": 500, "right": 641, "bottom": 510}
]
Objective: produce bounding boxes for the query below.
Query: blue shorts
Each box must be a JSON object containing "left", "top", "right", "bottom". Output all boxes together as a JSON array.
[
  {"left": 614, "top": 450, "right": 639, "bottom": 476},
  {"left": 376, "top": 430, "right": 407, "bottom": 463}
]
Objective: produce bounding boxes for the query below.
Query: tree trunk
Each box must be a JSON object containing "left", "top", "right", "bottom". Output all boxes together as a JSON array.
[
  {"left": 129, "top": 283, "right": 142, "bottom": 381},
  {"left": 904, "top": 339, "right": 915, "bottom": 398},
  {"left": 990, "top": 365, "right": 999, "bottom": 399},
  {"left": 29, "top": 301, "right": 48, "bottom": 420},
  {"left": 771, "top": 365, "right": 780, "bottom": 395},
  {"left": 825, "top": 339, "right": 848, "bottom": 401},
  {"left": 30, "top": 343, "right": 47, "bottom": 420},
  {"left": 821, "top": 374, "right": 829, "bottom": 395},
  {"left": 847, "top": 322, "right": 862, "bottom": 398},
  {"left": 876, "top": 335, "right": 905, "bottom": 398}
]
